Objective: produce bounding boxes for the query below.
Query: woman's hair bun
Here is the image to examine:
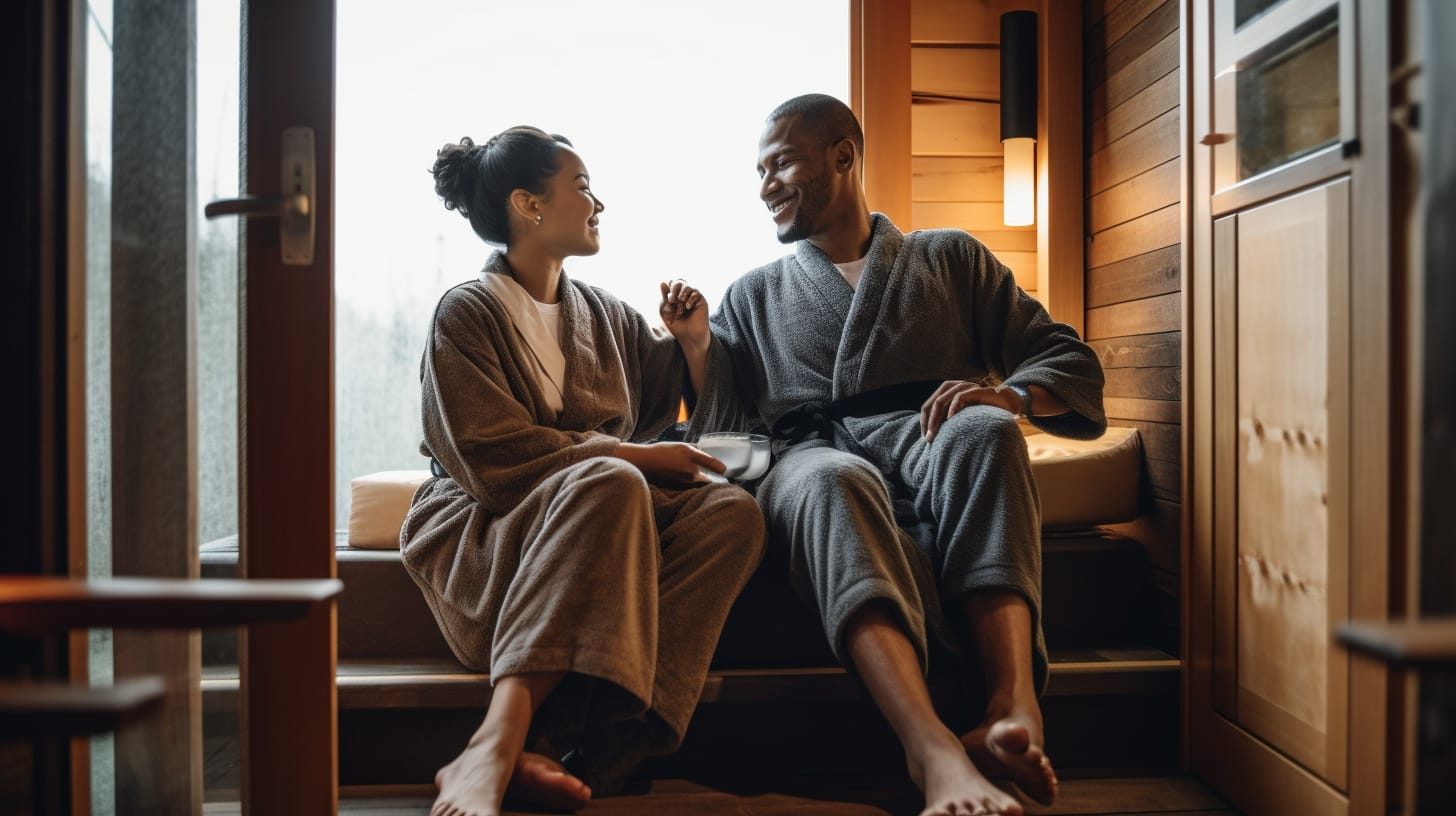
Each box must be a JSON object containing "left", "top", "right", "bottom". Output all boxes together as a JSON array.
[{"left": 431, "top": 137, "right": 482, "bottom": 216}]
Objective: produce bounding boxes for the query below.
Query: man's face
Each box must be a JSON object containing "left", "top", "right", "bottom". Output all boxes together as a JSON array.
[{"left": 756, "top": 116, "right": 835, "bottom": 244}]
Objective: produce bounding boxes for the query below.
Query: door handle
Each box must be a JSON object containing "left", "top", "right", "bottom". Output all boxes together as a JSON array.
[{"left": 204, "top": 127, "right": 316, "bottom": 266}]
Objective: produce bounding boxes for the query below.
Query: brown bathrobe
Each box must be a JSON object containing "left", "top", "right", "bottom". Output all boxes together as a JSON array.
[{"left": 400, "top": 252, "right": 765, "bottom": 755}]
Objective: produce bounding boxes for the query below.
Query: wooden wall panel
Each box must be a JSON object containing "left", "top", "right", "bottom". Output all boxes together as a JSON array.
[
  {"left": 911, "top": 100, "right": 1003, "bottom": 155},
  {"left": 1084, "top": 0, "right": 1181, "bottom": 623},
  {"left": 911, "top": 46, "right": 999, "bottom": 100},
  {"left": 1089, "top": 30, "right": 1178, "bottom": 118},
  {"left": 1089, "top": 68, "right": 1178, "bottom": 154},
  {"left": 911, "top": 156, "right": 1003, "bottom": 201},
  {"left": 1089, "top": 107, "right": 1179, "bottom": 194},
  {"left": 912, "top": 201, "right": 1031, "bottom": 232},
  {"left": 911, "top": 0, "right": 1038, "bottom": 43},
  {"left": 1087, "top": 245, "right": 1181, "bottom": 308},
  {"left": 1086, "top": 203, "right": 1179, "bottom": 268}
]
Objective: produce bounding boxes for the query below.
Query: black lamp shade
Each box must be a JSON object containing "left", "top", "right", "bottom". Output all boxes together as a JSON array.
[{"left": 999, "top": 11, "right": 1038, "bottom": 142}]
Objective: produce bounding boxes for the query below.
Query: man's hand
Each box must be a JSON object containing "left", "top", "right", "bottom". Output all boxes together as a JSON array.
[
  {"left": 919, "top": 380, "right": 1020, "bottom": 441},
  {"left": 659, "top": 279, "right": 709, "bottom": 351},
  {"left": 614, "top": 441, "right": 726, "bottom": 485}
]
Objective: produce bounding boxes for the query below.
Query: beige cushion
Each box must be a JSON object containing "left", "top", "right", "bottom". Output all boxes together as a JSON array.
[
  {"left": 346, "top": 428, "right": 1142, "bottom": 548},
  {"left": 1027, "top": 426, "right": 1142, "bottom": 529},
  {"left": 347, "top": 470, "right": 431, "bottom": 549}
]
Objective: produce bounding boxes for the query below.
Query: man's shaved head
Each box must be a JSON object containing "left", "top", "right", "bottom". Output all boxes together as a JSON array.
[{"left": 766, "top": 93, "right": 864, "bottom": 154}]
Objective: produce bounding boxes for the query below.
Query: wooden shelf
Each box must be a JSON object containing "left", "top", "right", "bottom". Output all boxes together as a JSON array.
[
  {"left": 1337, "top": 618, "right": 1456, "bottom": 666},
  {"left": 0, "top": 676, "right": 165, "bottom": 737},
  {"left": 0, "top": 575, "right": 343, "bottom": 634}
]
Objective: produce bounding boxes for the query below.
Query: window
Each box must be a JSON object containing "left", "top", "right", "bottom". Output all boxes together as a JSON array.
[{"left": 333, "top": 1, "right": 849, "bottom": 525}]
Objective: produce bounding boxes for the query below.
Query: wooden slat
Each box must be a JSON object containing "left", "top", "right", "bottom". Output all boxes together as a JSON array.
[
  {"left": 1087, "top": 245, "right": 1181, "bottom": 308},
  {"left": 1085, "top": 0, "right": 1135, "bottom": 27},
  {"left": 1112, "top": 418, "right": 1181, "bottom": 462},
  {"left": 1088, "top": 330, "right": 1181, "bottom": 369},
  {"left": 1105, "top": 397, "right": 1180, "bottom": 424},
  {"left": 1086, "top": 291, "right": 1181, "bottom": 339},
  {"left": 1089, "top": 68, "right": 1179, "bottom": 154},
  {"left": 1089, "top": 108, "right": 1179, "bottom": 194},
  {"left": 1039, "top": 0, "right": 1086, "bottom": 330},
  {"left": 1089, "top": 30, "right": 1178, "bottom": 119},
  {"left": 912, "top": 201, "right": 1036, "bottom": 232},
  {"left": 1089, "top": 158, "right": 1180, "bottom": 234},
  {"left": 911, "top": 46, "right": 999, "bottom": 100},
  {"left": 1091, "top": 0, "right": 1178, "bottom": 86},
  {"left": 1105, "top": 366, "right": 1180, "bottom": 401},
  {"left": 0, "top": 677, "right": 165, "bottom": 738},
  {"left": 1147, "top": 457, "right": 1181, "bottom": 502},
  {"left": 996, "top": 251, "right": 1038, "bottom": 281},
  {"left": 912, "top": 156, "right": 1003, "bottom": 201},
  {"left": 911, "top": 100, "right": 1002, "bottom": 155},
  {"left": 974, "top": 230, "right": 1039, "bottom": 253},
  {"left": 1087, "top": 203, "right": 1179, "bottom": 268},
  {"left": 1088, "top": 205, "right": 1180, "bottom": 279},
  {"left": 911, "top": 0, "right": 1037, "bottom": 43}
]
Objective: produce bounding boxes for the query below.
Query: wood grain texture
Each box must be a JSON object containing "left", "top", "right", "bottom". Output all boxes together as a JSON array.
[
  {"left": 1085, "top": 291, "right": 1180, "bottom": 339},
  {"left": 911, "top": 0, "right": 1039, "bottom": 43},
  {"left": 912, "top": 201, "right": 1037, "bottom": 232},
  {"left": 1089, "top": 158, "right": 1180, "bottom": 234},
  {"left": 1105, "top": 366, "right": 1181, "bottom": 401},
  {"left": 1087, "top": 245, "right": 1181, "bottom": 308},
  {"left": 1105, "top": 397, "right": 1180, "bottom": 424},
  {"left": 1089, "top": 330, "right": 1181, "bottom": 370},
  {"left": 911, "top": 46, "right": 999, "bottom": 100},
  {"left": 1086, "top": 202, "right": 1179, "bottom": 268},
  {"left": 1089, "top": 30, "right": 1178, "bottom": 119},
  {"left": 912, "top": 156, "right": 1003, "bottom": 201},
  {"left": 1233, "top": 182, "right": 1348, "bottom": 783},
  {"left": 1089, "top": 0, "right": 1179, "bottom": 86},
  {"left": 1038, "top": 0, "right": 1086, "bottom": 329},
  {"left": 1105, "top": 496, "right": 1183, "bottom": 575},
  {"left": 974, "top": 230, "right": 1039, "bottom": 253},
  {"left": 1087, "top": 0, "right": 1169, "bottom": 56},
  {"left": 1089, "top": 67, "right": 1178, "bottom": 154},
  {"left": 1112, "top": 419, "right": 1181, "bottom": 462},
  {"left": 911, "top": 100, "right": 1003, "bottom": 156},
  {"left": 861, "top": 0, "right": 914, "bottom": 227},
  {"left": 1089, "top": 108, "right": 1179, "bottom": 194}
]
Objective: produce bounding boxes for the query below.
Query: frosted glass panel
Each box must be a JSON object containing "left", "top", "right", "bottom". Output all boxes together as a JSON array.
[{"left": 1235, "top": 16, "right": 1340, "bottom": 179}]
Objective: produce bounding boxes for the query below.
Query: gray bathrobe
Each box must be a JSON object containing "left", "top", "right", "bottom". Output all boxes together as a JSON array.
[
  {"left": 401, "top": 252, "right": 764, "bottom": 750},
  {"left": 687, "top": 214, "right": 1105, "bottom": 692}
]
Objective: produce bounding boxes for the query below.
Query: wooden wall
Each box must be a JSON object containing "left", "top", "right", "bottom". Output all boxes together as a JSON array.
[
  {"left": 909, "top": 0, "right": 1040, "bottom": 299},
  {"left": 1082, "top": 0, "right": 1182, "bottom": 652}
]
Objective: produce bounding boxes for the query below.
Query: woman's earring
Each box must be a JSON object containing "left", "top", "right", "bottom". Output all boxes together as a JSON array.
[{"left": 535, "top": 215, "right": 543, "bottom": 225}]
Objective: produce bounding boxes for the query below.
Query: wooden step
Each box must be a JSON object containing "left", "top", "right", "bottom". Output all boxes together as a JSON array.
[
  {"left": 199, "top": 650, "right": 1180, "bottom": 788},
  {"left": 0, "top": 677, "right": 165, "bottom": 738},
  {"left": 201, "top": 530, "right": 1160, "bottom": 666}
]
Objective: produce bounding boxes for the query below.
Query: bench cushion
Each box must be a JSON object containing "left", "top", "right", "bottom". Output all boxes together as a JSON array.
[{"left": 348, "top": 427, "right": 1142, "bottom": 547}]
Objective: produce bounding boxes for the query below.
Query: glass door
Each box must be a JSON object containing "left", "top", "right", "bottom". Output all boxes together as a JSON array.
[{"left": 78, "top": 0, "right": 335, "bottom": 812}]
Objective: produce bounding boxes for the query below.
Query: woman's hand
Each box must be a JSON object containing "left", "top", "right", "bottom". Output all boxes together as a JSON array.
[
  {"left": 659, "top": 279, "right": 709, "bottom": 352},
  {"left": 614, "top": 441, "right": 726, "bottom": 485}
]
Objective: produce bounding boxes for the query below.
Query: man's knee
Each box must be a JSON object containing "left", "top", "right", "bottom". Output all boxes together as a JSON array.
[
  {"left": 932, "top": 406, "right": 1028, "bottom": 469},
  {"left": 761, "top": 449, "right": 887, "bottom": 513}
]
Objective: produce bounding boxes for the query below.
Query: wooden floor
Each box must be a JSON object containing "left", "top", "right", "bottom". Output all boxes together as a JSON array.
[{"left": 203, "top": 775, "right": 1236, "bottom": 815}]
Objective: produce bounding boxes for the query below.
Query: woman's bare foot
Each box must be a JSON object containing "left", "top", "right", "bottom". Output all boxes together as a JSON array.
[
  {"left": 908, "top": 731, "right": 1025, "bottom": 816},
  {"left": 960, "top": 716, "right": 1058, "bottom": 806},
  {"left": 432, "top": 742, "right": 590, "bottom": 816}
]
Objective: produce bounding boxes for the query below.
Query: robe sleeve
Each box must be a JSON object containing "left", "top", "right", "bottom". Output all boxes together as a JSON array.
[
  {"left": 421, "top": 289, "right": 620, "bottom": 515},
  {"left": 621, "top": 302, "right": 692, "bottom": 443},
  {"left": 961, "top": 237, "right": 1107, "bottom": 439},
  {"left": 685, "top": 286, "right": 762, "bottom": 439}
]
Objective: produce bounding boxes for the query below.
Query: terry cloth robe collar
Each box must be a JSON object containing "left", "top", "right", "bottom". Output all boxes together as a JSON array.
[
  {"left": 480, "top": 261, "right": 567, "bottom": 421},
  {"left": 793, "top": 214, "right": 907, "bottom": 401}
]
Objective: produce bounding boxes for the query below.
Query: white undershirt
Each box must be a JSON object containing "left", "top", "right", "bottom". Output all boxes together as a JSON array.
[
  {"left": 533, "top": 299, "right": 564, "bottom": 349},
  {"left": 834, "top": 256, "right": 868, "bottom": 290}
]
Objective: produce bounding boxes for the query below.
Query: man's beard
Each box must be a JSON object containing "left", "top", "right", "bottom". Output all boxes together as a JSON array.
[{"left": 776, "top": 176, "right": 831, "bottom": 244}]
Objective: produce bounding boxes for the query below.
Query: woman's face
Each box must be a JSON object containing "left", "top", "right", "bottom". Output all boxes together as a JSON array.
[{"left": 535, "top": 147, "right": 604, "bottom": 257}]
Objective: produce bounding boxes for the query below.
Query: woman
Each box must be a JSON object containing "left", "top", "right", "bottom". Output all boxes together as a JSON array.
[{"left": 403, "top": 126, "right": 765, "bottom": 816}]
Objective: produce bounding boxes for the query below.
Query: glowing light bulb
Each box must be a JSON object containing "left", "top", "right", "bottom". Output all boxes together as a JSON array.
[{"left": 1002, "top": 137, "right": 1035, "bottom": 227}]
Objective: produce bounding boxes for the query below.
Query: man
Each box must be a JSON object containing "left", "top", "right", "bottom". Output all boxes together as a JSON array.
[{"left": 686, "top": 94, "right": 1106, "bottom": 815}]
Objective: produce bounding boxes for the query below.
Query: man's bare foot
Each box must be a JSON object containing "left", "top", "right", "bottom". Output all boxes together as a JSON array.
[
  {"left": 908, "top": 732, "right": 1025, "bottom": 816},
  {"left": 432, "top": 743, "right": 590, "bottom": 816},
  {"left": 960, "top": 717, "right": 1058, "bottom": 806}
]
